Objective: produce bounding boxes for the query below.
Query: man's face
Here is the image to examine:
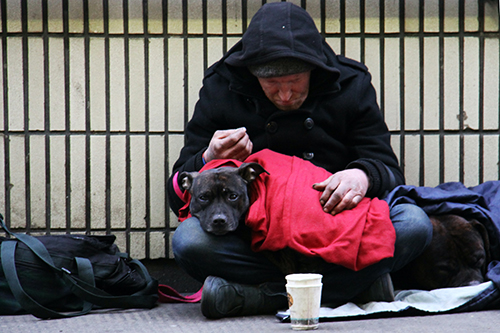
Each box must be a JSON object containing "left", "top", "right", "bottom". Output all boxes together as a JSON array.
[{"left": 257, "top": 71, "right": 311, "bottom": 111}]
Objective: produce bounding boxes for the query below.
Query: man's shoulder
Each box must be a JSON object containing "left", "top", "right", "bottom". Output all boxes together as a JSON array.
[
  {"left": 201, "top": 61, "right": 233, "bottom": 89},
  {"left": 203, "top": 59, "right": 242, "bottom": 85},
  {"left": 204, "top": 61, "right": 223, "bottom": 79},
  {"left": 335, "top": 55, "right": 368, "bottom": 73}
]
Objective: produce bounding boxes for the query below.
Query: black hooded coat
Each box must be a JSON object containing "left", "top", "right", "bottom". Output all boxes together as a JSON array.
[{"left": 167, "top": 2, "right": 404, "bottom": 214}]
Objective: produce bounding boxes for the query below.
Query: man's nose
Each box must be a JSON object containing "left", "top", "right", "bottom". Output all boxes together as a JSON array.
[{"left": 278, "top": 87, "right": 292, "bottom": 101}]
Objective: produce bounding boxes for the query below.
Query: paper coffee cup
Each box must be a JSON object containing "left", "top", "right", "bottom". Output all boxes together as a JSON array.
[{"left": 285, "top": 273, "right": 323, "bottom": 331}]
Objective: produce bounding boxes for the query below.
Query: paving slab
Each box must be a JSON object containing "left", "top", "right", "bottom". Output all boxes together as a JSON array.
[{"left": 1, "top": 303, "right": 500, "bottom": 333}]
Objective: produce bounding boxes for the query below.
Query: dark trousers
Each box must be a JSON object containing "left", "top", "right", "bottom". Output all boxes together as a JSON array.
[{"left": 172, "top": 203, "right": 432, "bottom": 305}]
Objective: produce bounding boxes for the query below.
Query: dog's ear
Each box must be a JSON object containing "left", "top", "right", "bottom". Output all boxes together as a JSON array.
[
  {"left": 179, "top": 171, "right": 199, "bottom": 191},
  {"left": 238, "top": 163, "right": 269, "bottom": 184},
  {"left": 470, "top": 219, "right": 491, "bottom": 266}
]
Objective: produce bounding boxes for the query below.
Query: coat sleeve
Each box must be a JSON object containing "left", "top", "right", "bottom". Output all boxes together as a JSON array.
[{"left": 344, "top": 70, "right": 405, "bottom": 198}]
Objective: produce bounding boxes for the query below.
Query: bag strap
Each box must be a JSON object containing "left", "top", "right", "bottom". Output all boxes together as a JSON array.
[
  {"left": 60, "top": 252, "right": 158, "bottom": 309},
  {"left": 1, "top": 240, "right": 94, "bottom": 319},
  {"left": 158, "top": 284, "right": 203, "bottom": 303},
  {"left": 0, "top": 215, "right": 157, "bottom": 318},
  {"left": 60, "top": 264, "right": 158, "bottom": 309},
  {"left": 75, "top": 257, "right": 96, "bottom": 287}
]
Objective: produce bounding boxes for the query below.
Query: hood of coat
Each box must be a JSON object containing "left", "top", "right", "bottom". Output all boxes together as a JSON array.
[
  {"left": 214, "top": 2, "right": 344, "bottom": 100},
  {"left": 225, "top": 2, "right": 340, "bottom": 83}
]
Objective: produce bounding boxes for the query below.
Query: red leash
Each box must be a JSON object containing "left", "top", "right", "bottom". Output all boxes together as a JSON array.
[{"left": 157, "top": 284, "right": 203, "bottom": 303}]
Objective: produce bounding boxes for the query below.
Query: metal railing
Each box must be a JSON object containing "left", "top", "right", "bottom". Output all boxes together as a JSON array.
[{"left": 0, "top": 0, "right": 499, "bottom": 259}]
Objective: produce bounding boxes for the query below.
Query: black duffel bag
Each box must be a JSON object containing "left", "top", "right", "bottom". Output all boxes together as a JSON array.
[{"left": 0, "top": 214, "right": 158, "bottom": 319}]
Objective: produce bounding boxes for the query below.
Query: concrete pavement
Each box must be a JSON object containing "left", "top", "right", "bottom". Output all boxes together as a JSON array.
[
  {"left": 2, "top": 259, "right": 500, "bottom": 332},
  {"left": 2, "top": 302, "right": 500, "bottom": 333}
]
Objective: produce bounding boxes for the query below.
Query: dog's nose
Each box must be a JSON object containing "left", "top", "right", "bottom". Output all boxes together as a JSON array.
[{"left": 212, "top": 214, "right": 227, "bottom": 225}]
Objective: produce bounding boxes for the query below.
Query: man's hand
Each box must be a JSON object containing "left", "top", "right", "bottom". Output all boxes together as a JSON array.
[
  {"left": 312, "top": 168, "right": 370, "bottom": 215},
  {"left": 203, "top": 127, "right": 253, "bottom": 163}
]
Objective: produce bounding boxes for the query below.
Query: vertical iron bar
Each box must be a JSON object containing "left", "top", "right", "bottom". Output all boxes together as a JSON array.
[
  {"left": 222, "top": 0, "right": 227, "bottom": 53},
  {"left": 340, "top": 0, "right": 345, "bottom": 55},
  {"left": 320, "top": 0, "right": 326, "bottom": 37},
  {"left": 163, "top": 0, "right": 171, "bottom": 258},
  {"left": 359, "top": 0, "right": 365, "bottom": 64},
  {"left": 124, "top": 0, "right": 131, "bottom": 253},
  {"left": 1, "top": 0, "right": 10, "bottom": 229},
  {"left": 458, "top": 0, "right": 465, "bottom": 183},
  {"left": 104, "top": 0, "right": 111, "bottom": 235},
  {"left": 418, "top": 0, "right": 425, "bottom": 186},
  {"left": 478, "top": 1, "right": 485, "bottom": 184},
  {"left": 498, "top": 5, "right": 500, "bottom": 180},
  {"left": 439, "top": 0, "right": 445, "bottom": 185},
  {"left": 42, "top": 0, "right": 51, "bottom": 234},
  {"left": 182, "top": 0, "right": 189, "bottom": 131},
  {"left": 83, "top": 0, "right": 91, "bottom": 235},
  {"left": 242, "top": 0, "right": 248, "bottom": 34},
  {"left": 143, "top": 0, "right": 151, "bottom": 259},
  {"left": 21, "top": 0, "right": 31, "bottom": 233},
  {"left": 63, "top": 0, "right": 71, "bottom": 233},
  {"left": 202, "top": 0, "right": 208, "bottom": 71},
  {"left": 379, "top": 0, "right": 385, "bottom": 120},
  {"left": 398, "top": 0, "right": 407, "bottom": 183}
]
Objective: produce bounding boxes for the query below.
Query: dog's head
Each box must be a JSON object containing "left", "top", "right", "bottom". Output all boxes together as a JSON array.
[
  {"left": 179, "top": 163, "right": 267, "bottom": 235},
  {"left": 409, "top": 214, "right": 490, "bottom": 290}
]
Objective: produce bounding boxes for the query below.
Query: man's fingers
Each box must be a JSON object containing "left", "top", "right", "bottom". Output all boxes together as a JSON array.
[
  {"left": 328, "top": 192, "right": 365, "bottom": 216},
  {"left": 322, "top": 190, "right": 342, "bottom": 213},
  {"left": 312, "top": 169, "right": 369, "bottom": 215},
  {"left": 316, "top": 176, "right": 339, "bottom": 207},
  {"left": 218, "top": 127, "right": 247, "bottom": 144},
  {"left": 205, "top": 127, "right": 252, "bottom": 162},
  {"left": 214, "top": 127, "right": 246, "bottom": 138},
  {"left": 312, "top": 181, "right": 326, "bottom": 191}
]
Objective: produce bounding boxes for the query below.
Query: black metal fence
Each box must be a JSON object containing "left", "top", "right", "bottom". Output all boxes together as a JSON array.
[{"left": 0, "top": 0, "right": 499, "bottom": 258}]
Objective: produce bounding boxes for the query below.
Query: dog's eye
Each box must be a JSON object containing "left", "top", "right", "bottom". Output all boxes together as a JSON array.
[
  {"left": 473, "top": 256, "right": 485, "bottom": 268},
  {"left": 436, "top": 263, "right": 458, "bottom": 276},
  {"left": 227, "top": 193, "right": 239, "bottom": 201},
  {"left": 198, "top": 194, "right": 210, "bottom": 202}
]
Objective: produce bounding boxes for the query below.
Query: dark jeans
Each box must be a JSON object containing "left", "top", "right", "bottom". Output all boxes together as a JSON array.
[{"left": 172, "top": 203, "right": 432, "bottom": 305}]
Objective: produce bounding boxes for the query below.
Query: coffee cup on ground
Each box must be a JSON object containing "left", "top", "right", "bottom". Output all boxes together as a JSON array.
[{"left": 285, "top": 273, "right": 323, "bottom": 330}]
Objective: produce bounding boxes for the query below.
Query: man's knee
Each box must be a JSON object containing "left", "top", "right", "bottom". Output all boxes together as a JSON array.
[
  {"left": 392, "top": 203, "right": 432, "bottom": 233},
  {"left": 391, "top": 203, "right": 433, "bottom": 256},
  {"left": 172, "top": 217, "right": 209, "bottom": 260}
]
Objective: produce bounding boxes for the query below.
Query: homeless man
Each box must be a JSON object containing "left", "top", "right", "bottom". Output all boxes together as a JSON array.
[{"left": 167, "top": 2, "right": 432, "bottom": 319}]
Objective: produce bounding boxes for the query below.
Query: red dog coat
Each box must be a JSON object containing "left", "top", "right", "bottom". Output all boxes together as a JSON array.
[{"left": 178, "top": 149, "right": 395, "bottom": 271}]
